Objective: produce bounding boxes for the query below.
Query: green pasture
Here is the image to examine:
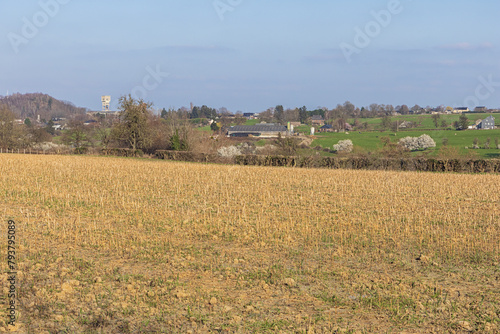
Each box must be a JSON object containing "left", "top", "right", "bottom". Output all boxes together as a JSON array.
[
  {"left": 312, "top": 129, "right": 500, "bottom": 159},
  {"left": 347, "top": 113, "right": 495, "bottom": 130}
]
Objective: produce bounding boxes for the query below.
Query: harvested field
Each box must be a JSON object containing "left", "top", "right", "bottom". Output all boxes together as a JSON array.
[{"left": 0, "top": 154, "right": 499, "bottom": 333}]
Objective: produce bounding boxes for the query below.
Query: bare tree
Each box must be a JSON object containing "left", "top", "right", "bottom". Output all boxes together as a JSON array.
[
  {"left": 385, "top": 104, "right": 395, "bottom": 115},
  {"left": 258, "top": 108, "right": 274, "bottom": 123},
  {"left": 431, "top": 114, "right": 441, "bottom": 128},
  {"left": 0, "top": 106, "right": 14, "bottom": 148},
  {"left": 62, "top": 120, "right": 89, "bottom": 151},
  {"left": 112, "top": 95, "right": 153, "bottom": 150},
  {"left": 396, "top": 105, "right": 410, "bottom": 115}
]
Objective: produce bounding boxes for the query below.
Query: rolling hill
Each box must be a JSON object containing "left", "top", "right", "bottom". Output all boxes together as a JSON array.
[{"left": 0, "top": 93, "right": 88, "bottom": 120}]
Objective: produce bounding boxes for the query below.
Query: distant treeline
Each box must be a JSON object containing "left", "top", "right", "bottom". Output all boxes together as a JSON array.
[
  {"left": 161, "top": 102, "right": 460, "bottom": 124},
  {"left": 233, "top": 155, "right": 500, "bottom": 173}
]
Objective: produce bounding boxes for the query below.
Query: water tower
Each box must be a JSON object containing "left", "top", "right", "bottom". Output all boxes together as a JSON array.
[{"left": 101, "top": 96, "right": 111, "bottom": 112}]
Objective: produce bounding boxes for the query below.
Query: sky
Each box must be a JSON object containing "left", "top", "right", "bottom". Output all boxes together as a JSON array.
[{"left": 1, "top": 0, "right": 499, "bottom": 113}]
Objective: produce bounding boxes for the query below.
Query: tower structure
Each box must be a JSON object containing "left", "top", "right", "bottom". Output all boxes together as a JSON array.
[{"left": 101, "top": 96, "right": 111, "bottom": 112}]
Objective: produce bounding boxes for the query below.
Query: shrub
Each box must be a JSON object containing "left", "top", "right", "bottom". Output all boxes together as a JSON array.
[
  {"left": 399, "top": 134, "right": 436, "bottom": 151},
  {"left": 484, "top": 138, "right": 491, "bottom": 149},
  {"left": 100, "top": 148, "right": 144, "bottom": 157},
  {"left": 417, "top": 134, "right": 436, "bottom": 150},
  {"left": 472, "top": 138, "right": 480, "bottom": 150},
  {"left": 333, "top": 140, "right": 353, "bottom": 153},
  {"left": 217, "top": 146, "right": 241, "bottom": 158},
  {"left": 74, "top": 147, "right": 88, "bottom": 155},
  {"left": 237, "top": 142, "right": 256, "bottom": 155},
  {"left": 32, "top": 142, "right": 67, "bottom": 152}
]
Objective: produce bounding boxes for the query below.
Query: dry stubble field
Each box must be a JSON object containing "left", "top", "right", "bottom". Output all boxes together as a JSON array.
[{"left": 0, "top": 154, "right": 499, "bottom": 333}]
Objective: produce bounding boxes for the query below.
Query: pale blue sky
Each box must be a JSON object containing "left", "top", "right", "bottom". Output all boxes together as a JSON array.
[{"left": 2, "top": 0, "right": 499, "bottom": 112}]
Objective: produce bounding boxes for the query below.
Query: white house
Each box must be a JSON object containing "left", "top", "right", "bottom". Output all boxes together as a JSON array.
[{"left": 453, "top": 107, "right": 469, "bottom": 114}]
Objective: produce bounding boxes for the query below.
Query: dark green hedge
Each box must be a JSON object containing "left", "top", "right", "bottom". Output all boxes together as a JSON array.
[
  {"left": 154, "top": 150, "right": 216, "bottom": 163},
  {"left": 74, "top": 147, "right": 88, "bottom": 155},
  {"left": 152, "top": 150, "right": 500, "bottom": 173},
  {"left": 100, "top": 149, "right": 144, "bottom": 157},
  {"left": 234, "top": 155, "right": 500, "bottom": 173}
]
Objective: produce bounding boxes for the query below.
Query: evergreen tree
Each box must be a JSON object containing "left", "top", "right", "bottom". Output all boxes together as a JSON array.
[{"left": 274, "top": 105, "right": 284, "bottom": 124}]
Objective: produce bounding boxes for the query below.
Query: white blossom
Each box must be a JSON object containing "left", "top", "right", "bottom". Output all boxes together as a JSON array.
[
  {"left": 217, "top": 146, "right": 241, "bottom": 158},
  {"left": 32, "top": 142, "right": 66, "bottom": 151},
  {"left": 399, "top": 134, "right": 436, "bottom": 151},
  {"left": 333, "top": 139, "right": 353, "bottom": 153}
]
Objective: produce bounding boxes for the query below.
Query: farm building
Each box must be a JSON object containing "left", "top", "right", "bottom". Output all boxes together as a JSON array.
[
  {"left": 469, "top": 119, "right": 483, "bottom": 130},
  {"left": 84, "top": 120, "right": 98, "bottom": 126},
  {"left": 319, "top": 124, "right": 334, "bottom": 133},
  {"left": 227, "top": 124, "right": 288, "bottom": 138},
  {"left": 398, "top": 121, "right": 413, "bottom": 129},
  {"left": 453, "top": 107, "right": 469, "bottom": 114},
  {"left": 243, "top": 113, "right": 256, "bottom": 119},
  {"left": 311, "top": 115, "right": 325, "bottom": 126},
  {"left": 477, "top": 116, "right": 495, "bottom": 130}
]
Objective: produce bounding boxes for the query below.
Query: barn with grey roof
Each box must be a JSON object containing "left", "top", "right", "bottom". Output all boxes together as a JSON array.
[{"left": 227, "top": 124, "right": 288, "bottom": 138}]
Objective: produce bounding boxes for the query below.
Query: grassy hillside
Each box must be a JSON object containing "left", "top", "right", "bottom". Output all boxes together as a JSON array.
[
  {"left": 313, "top": 129, "right": 500, "bottom": 159},
  {"left": 198, "top": 114, "right": 500, "bottom": 158},
  {"left": 347, "top": 114, "right": 494, "bottom": 130}
]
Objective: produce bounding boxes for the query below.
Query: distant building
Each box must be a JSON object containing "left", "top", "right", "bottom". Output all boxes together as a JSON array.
[
  {"left": 474, "top": 106, "right": 488, "bottom": 112},
  {"left": 87, "top": 110, "right": 119, "bottom": 117},
  {"left": 84, "top": 120, "right": 98, "bottom": 126},
  {"left": 311, "top": 115, "right": 325, "bottom": 126},
  {"left": 453, "top": 107, "right": 469, "bottom": 114},
  {"left": 102, "top": 95, "right": 111, "bottom": 112},
  {"left": 227, "top": 124, "right": 288, "bottom": 138},
  {"left": 410, "top": 108, "right": 426, "bottom": 114},
  {"left": 243, "top": 113, "right": 256, "bottom": 119},
  {"left": 477, "top": 116, "right": 495, "bottom": 130},
  {"left": 468, "top": 119, "right": 482, "bottom": 130},
  {"left": 319, "top": 124, "right": 333, "bottom": 133},
  {"left": 398, "top": 121, "right": 413, "bottom": 129}
]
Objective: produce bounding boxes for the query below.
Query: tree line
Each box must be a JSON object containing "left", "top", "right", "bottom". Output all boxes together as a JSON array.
[
  {"left": 157, "top": 101, "right": 442, "bottom": 125},
  {"left": 254, "top": 102, "right": 448, "bottom": 126},
  {"left": 0, "top": 96, "right": 198, "bottom": 153}
]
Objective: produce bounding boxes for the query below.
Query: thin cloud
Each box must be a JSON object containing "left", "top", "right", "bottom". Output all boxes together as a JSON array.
[
  {"left": 436, "top": 59, "right": 477, "bottom": 67},
  {"left": 438, "top": 42, "right": 494, "bottom": 51},
  {"left": 303, "top": 49, "right": 347, "bottom": 63},
  {"left": 150, "top": 45, "right": 236, "bottom": 53}
]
